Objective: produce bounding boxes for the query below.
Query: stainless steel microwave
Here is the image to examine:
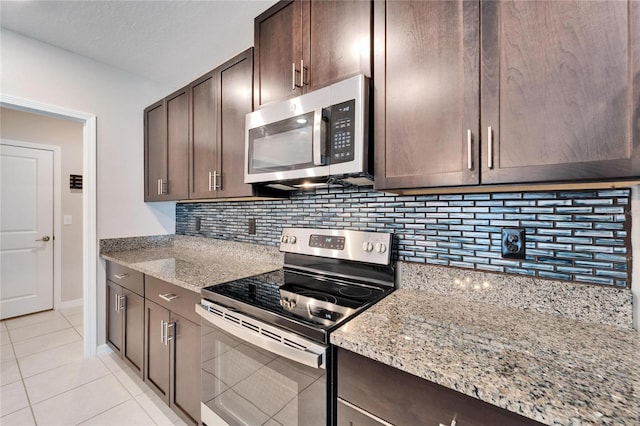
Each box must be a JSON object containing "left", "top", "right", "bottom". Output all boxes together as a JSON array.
[{"left": 245, "top": 74, "right": 369, "bottom": 185}]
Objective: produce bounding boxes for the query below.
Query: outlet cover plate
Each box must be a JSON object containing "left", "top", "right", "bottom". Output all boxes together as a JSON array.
[{"left": 501, "top": 228, "right": 525, "bottom": 259}]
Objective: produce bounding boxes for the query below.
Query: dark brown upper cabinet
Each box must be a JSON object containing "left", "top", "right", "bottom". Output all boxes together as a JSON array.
[
  {"left": 375, "top": 0, "right": 640, "bottom": 191},
  {"left": 217, "top": 49, "right": 255, "bottom": 198},
  {"left": 189, "top": 48, "right": 256, "bottom": 199},
  {"left": 480, "top": 0, "right": 640, "bottom": 184},
  {"left": 374, "top": 0, "right": 480, "bottom": 189},
  {"left": 189, "top": 70, "right": 217, "bottom": 200},
  {"left": 144, "top": 87, "right": 190, "bottom": 201},
  {"left": 146, "top": 48, "right": 282, "bottom": 202},
  {"left": 254, "top": 0, "right": 371, "bottom": 108}
]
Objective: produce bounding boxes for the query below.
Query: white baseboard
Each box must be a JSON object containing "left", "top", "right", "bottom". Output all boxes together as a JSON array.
[
  {"left": 96, "top": 344, "right": 112, "bottom": 355},
  {"left": 57, "top": 298, "right": 83, "bottom": 310}
]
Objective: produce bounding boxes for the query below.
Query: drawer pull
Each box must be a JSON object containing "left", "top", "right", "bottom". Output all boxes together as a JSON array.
[
  {"left": 159, "top": 293, "right": 179, "bottom": 302},
  {"left": 113, "top": 273, "right": 129, "bottom": 280},
  {"left": 337, "top": 398, "right": 393, "bottom": 426}
]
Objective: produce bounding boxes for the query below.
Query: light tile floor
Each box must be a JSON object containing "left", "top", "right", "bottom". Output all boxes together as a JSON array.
[{"left": 0, "top": 307, "right": 187, "bottom": 425}]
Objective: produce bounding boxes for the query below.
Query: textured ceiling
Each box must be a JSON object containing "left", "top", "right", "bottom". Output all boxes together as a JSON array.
[{"left": 0, "top": 0, "right": 278, "bottom": 89}]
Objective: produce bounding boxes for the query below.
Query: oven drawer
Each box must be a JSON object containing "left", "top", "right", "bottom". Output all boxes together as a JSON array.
[
  {"left": 107, "top": 261, "right": 144, "bottom": 296},
  {"left": 146, "top": 276, "right": 200, "bottom": 324}
]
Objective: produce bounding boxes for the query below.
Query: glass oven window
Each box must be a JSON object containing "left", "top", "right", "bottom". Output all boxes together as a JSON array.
[
  {"left": 201, "top": 321, "right": 327, "bottom": 426},
  {"left": 248, "top": 112, "right": 316, "bottom": 173}
]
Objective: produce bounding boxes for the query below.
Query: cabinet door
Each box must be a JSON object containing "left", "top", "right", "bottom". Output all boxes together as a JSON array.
[
  {"left": 170, "top": 313, "right": 201, "bottom": 425},
  {"left": 481, "top": 0, "right": 640, "bottom": 183},
  {"left": 306, "top": 0, "right": 372, "bottom": 92},
  {"left": 374, "top": 0, "right": 480, "bottom": 190},
  {"left": 122, "top": 289, "right": 144, "bottom": 377},
  {"left": 144, "top": 100, "right": 166, "bottom": 201},
  {"left": 166, "top": 88, "right": 190, "bottom": 200},
  {"left": 190, "top": 72, "right": 218, "bottom": 200},
  {"left": 254, "top": 0, "right": 304, "bottom": 107},
  {"left": 106, "top": 281, "right": 123, "bottom": 356},
  {"left": 144, "top": 299, "right": 170, "bottom": 403},
  {"left": 218, "top": 49, "right": 255, "bottom": 198}
]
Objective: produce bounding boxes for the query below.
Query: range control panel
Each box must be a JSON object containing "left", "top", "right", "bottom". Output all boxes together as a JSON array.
[
  {"left": 309, "top": 235, "right": 346, "bottom": 250},
  {"left": 279, "top": 228, "right": 392, "bottom": 266},
  {"left": 329, "top": 99, "right": 355, "bottom": 164}
]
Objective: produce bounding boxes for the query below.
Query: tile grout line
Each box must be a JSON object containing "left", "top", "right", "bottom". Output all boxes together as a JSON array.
[
  {"left": 4, "top": 325, "right": 38, "bottom": 425},
  {"left": 12, "top": 328, "right": 82, "bottom": 360},
  {"left": 110, "top": 371, "right": 165, "bottom": 426},
  {"left": 3, "top": 309, "right": 181, "bottom": 426}
]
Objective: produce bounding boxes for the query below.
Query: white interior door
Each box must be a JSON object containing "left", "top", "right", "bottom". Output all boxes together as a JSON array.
[{"left": 0, "top": 144, "right": 54, "bottom": 319}]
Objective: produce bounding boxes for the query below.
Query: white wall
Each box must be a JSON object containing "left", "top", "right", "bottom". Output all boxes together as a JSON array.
[
  {"left": 1, "top": 28, "right": 175, "bottom": 239},
  {"left": 1, "top": 108, "right": 84, "bottom": 302}
]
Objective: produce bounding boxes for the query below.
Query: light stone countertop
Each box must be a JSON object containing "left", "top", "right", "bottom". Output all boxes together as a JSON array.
[
  {"left": 331, "top": 290, "right": 640, "bottom": 425},
  {"left": 100, "top": 235, "right": 283, "bottom": 293}
]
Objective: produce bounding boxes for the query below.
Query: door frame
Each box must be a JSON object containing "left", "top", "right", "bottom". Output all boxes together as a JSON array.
[
  {"left": 1, "top": 94, "right": 98, "bottom": 358},
  {"left": 0, "top": 140, "right": 61, "bottom": 316}
]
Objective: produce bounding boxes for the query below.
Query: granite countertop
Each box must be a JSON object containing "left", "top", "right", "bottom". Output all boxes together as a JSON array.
[
  {"left": 331, "top": 289, "right": 640, "bottom": 425},
  {"left": 101, "top": 235, "right": 283, "bottom": 293}
]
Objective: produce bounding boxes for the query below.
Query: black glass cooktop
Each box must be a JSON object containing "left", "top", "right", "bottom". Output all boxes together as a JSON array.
[{"left": 200, "top": 268, "right": 392, "bottom": 343}]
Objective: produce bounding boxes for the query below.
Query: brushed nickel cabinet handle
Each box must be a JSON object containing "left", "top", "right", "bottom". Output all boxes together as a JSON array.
[
  {"left": 160, "top": 320, "right": 166, "bottom": 344},
  {"left": 159, "top": 293, "right": 179, "bottom": 302},
  {"left": 157, "top": 178, "right": 161, "bottom": 195},
  {"left": 487, "top": 126, "right": 493, "bottom": 169},
  {"left": 467, "top": 129, "right": 472, "bottom": 170},
  {"left": 166, "top": 322, "right": 175, "bottom": 343},
  {"left": 115, "top": 293, "right": 120, "bottom": 313},
  {"left": 292, "top": 62, "right": 297, "bottom": 90},
  {"left": 212, "top": 171, "right": 221, "bottom": 190},
  {"left": 119, "top": 294, "right": 126, "bottom": 312},
  {"left": 113, "top": 273, "right": 128, "bottom": 280},
  {"left": 208, "top": 171, "right": 213, "bottom": 192}
]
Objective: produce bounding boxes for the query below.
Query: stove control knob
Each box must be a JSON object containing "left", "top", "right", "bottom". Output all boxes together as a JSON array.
[
  {"left": 362, "top": 241, "right": 374, "bottom": 252},
  {"left": 289, "top": 299, "right": 296, "bottom": 309},
  {"left": 281, "top": 235, "right": 289, "bottom": 243},
  {"left": 289, "top": 236, "right": 297, "bottom": 244},
  {"left": 375, "top": 243, "right": 387, "bottom": 254}
]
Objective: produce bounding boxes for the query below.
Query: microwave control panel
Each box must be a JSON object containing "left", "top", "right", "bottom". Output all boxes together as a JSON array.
[{"left": 329, "top": 99, "right": 355, "bottom": 164}]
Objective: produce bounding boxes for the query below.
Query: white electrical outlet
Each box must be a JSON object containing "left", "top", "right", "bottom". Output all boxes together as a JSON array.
[{"left": 64, "top": 215, "right": 73, "bottom": 225}]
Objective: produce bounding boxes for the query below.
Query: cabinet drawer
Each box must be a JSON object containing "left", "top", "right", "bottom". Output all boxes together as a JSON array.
[
  {"left": 145, "top": 276, "right": 200, "bottom": 323},
  {"left": 337, "top": 348, "right": 541, "bottom": 426},
  {"left": 107, "top": 262, "right": 144, "bottom": 296}
]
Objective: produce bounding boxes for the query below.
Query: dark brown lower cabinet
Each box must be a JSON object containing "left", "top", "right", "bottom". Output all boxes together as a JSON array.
[
  {"left": 337, "top": 348, "right": 542, "bottom": 426},
  {"left": 106, "top": 280, "right": 123, "bottom": 355},
  {"left": 144, "top": 277, "right": 201, "bottom": 426},
  {"left": 106, "top": 263, "right": 144, "bottom": 377}
]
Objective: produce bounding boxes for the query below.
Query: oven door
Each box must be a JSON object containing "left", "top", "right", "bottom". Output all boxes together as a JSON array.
[{"left": 196, "top": 301, "right": 328, "bottom": 426}]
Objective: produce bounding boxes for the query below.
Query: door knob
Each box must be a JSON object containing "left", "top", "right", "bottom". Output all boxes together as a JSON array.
[{"left": 36, "top": 236, "right": 50, "bottom": 242}]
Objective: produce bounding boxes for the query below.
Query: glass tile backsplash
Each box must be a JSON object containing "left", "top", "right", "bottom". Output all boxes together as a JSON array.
[{"left": 176, "top": 187, "right": 631, "bottom": 288}]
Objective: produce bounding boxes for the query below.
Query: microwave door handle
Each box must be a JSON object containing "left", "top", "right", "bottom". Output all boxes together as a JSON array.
[{"left": 312, "top": 108, "right": 325, "bottom": 166}]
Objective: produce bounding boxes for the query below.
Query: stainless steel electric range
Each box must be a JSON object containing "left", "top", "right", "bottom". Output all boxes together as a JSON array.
[{"left": 196, "top": 228, "right": 395, "bottom": 426}]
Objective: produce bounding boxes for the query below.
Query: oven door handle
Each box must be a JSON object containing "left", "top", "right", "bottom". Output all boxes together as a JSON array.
[{"left": 196, "top": 303, "right": 327, "bottom": 370}]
